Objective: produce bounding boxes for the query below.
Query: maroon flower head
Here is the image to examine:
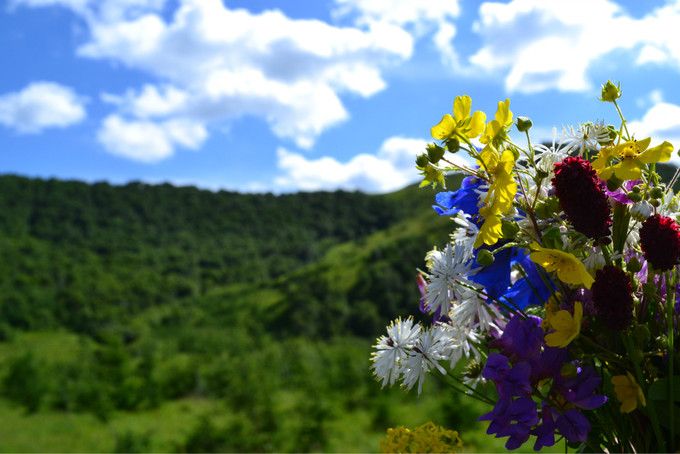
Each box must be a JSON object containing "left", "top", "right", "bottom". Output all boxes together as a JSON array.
[
  {"left": 552, "top": 157, "right": 611, "bottom": 239},
  {"left": 640, "top": 214, "right": 680, "bottom": 271},
  {"left": 591, "top": 265, "right": 633, "bottom": 331}
]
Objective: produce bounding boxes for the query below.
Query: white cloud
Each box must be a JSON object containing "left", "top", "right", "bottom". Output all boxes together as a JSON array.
[
  {"left": 15, "top": 0, "right": 414, "bottom": 158},
  {"left": 470, "top": 0, "right": 680, "bottom": 93},
  {"left": 274, "top": 136, "right": 469, "bottom": 193},
  {"left": 0, "top": 82, "right": 86, "bottom": 133},
  {"left": 333, "top": 0, "right": 462, "bottom": 66},
  {"left": 628, "top": 101, "right": 680, "bottom": 162},
  {"left": 97, "top": 115, "right": 206, "bottom": 163}
]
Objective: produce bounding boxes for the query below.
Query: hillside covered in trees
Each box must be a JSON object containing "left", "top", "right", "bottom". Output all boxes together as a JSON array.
[{"left": 0, "top": 173, "right": 512, "bottom": 452}]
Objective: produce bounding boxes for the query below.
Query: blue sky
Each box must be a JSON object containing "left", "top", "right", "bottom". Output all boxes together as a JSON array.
[{"left": 1, "top": 0, "right": 680, "bottom": 193}]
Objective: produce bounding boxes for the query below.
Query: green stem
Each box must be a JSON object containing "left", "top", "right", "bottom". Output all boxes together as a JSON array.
[
  {"left": 667, "top": 270, "right": 676, "bottom": 450},
  {"left": 613, "top": 100, "right": 631, "bottom": 140},
  {"left": 623, "top": 334, "right": 666, "bottom": 451}
]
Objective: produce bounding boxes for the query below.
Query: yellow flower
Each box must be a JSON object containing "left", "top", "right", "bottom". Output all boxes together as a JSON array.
[
  {"left": 475, "top": 206, "right": 503, "bottom": 248},
  {"left": 380, "top": 422, "right": 463, "bottom": 453},
  {"left": 595, "top": 138, "right": 673, "bottom": 180},
  {"left": 473, "top": 148, "right": 517, "bottom": 248},
  {"left": 480, "top": 99, "right": 513, "bottom": 146},
  {"left": 431, "top": 95, "right": 486, "bottom": 141},
  {"left": 529, "top": 243, "right": 594, "bottom": 288},
  {"left": 612, "top": 372, "right": 646, "bottom": 413},
  {"left": 544, "top": 302, "right": 582, "bottom": 348}
]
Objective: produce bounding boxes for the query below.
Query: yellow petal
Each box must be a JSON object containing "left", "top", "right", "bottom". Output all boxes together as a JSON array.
[
  {"left": 613, "top": 160, "right": 642, "bottom": 181},
  {"left": 453, "top": 95, "right": 472, "bottom": 122},
  {"left": 638, "top": 141, "right": 673, "bottom": 164},
  {"left": 431, "top": 114, "right": 455, "bottom": 140},
  {"left": 474, "top": 214, "right": 502, "bottom": 248},
  {"left": 468, "top": 110, "right": 486, "bottom": 138},
  {"left": 545, "top": 331, "right": 568, "bottom": 348},
  {"left": 495, "top": 99, "right": 512, "bottom": 126},
  {"left": 549, "top": 310, "right": 574, "bottom": 331},
  {"left": 573, "top": 301, "right": 583, "bottom": 325}
]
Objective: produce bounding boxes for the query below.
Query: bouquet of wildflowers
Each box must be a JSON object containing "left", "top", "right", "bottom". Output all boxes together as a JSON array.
[{"left": 371, "top": 81, "right": 680, "bottom": 452}]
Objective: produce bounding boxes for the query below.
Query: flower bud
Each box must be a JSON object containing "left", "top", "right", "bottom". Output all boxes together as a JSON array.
[
  {"left": 427, "top": 144, "right": 445, "bottom": 163},
  {"left": 416, "top": 153, "right": 429, "bottom": 168},
  {"left": 650, "top": 187, "right": 664, "bottom": 199},
  {"left": 446, "top": 138, "right": 460, "bottom": 153},
  {"left": 501, "top": 219, "right": 520, "bottom": 239},
  {"left": 600, "top": 80, "right": 622, "bottom": 102},
  {"left": 476, "top": 249, "right": 495, "bottom": 266},
  {"left": 627, "top": 191, "right": 642, "bottom": 202},
  {"left": 516, "top": 116, "right": 533, "bottom": 132},
  {"left": 606, "top": 175, "right": 622, "bottom": 191},
  {"left": 631, "top": 201, "right": 653, "bottom": 221},
  {"left": 650, "top": 198, "right": 661, "bottom": 207},
  {"left": 627, "top": 256, "right": 642, "bottom": 273}
]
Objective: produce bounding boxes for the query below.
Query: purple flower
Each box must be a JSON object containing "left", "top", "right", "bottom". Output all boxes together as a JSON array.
[
  {"left": 556, "top": 366, "right": 607, "bottom": 410},
  {"left": 556, "top": 409, "right": 591, "bottom": 443},
  {"left": 482, "top": 353, "right": 511, "bottom": 382},
  {"left": 533, "top": 404, "right": 557, "bottom": 450},
  {"left": 606, "top": 179, "right": 640, "bottom": 204},
  {"left": 496, "top": 314, "right": 543, "bottom": 362},
  {"left": 530, "top": 347, "right": 569, "bottom": 383},
  {"left": 480, "top": 397, "right": 538, "bottom": 450}
]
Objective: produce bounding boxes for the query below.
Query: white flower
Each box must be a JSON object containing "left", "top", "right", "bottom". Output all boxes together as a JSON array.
[
  {"left": 371, "top": 317, "right": 421, "bottom": 387},
  {"left": 449, "top": 290, "right": 501, "bottom": 332},
  {"left": 583, "top": 249, "right": 606, "bottom": 272},
  {"left": 450, "top": 211, "right": 478, "bottom": 257},
  {"left": 558, "top": 122, "right": 610, "bottom": 155},
  {"left": 659, "top": 191, "right": 680, "bottom": 218},
  {"left": 424, "top": 243, "right": 479, "bottom": 316},
  {"left": 442, "top": 323, "right": 482, "bottom": 369},
  {"left": 402, "top": 324, "right": 450, "bottom": 394},
  {"left": 534, "top": 143, "right": 568, "bottom": 176},
  {"left": 625, "top": 222, "right": 641, "bottom": 251},
  {"left": 631, "top": 201, "right": 654, "bottom": 221}
]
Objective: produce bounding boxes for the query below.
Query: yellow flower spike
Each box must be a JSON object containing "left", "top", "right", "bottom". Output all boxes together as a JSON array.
[
  {"left": 529, "top": 243, "right": 594, "bottom": 288},
  {"left": 473, "top": 148, "right": 517, "bottom": 248},
  {"left": 544, "top": 302, "right": 582, "bottom": 348},
  {"left": 597, "top": 138, "right": 674, "bottom": 181},
  {"left": 612, "top": 372, "right": 646, "bottom": 413},
  {"left": 431, "top": 95, "right": 486, "bottom": 140}
]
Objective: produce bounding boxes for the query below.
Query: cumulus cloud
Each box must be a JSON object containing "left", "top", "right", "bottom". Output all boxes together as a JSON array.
[
  {"left": 333, "top": 0, "right": 462, "bottom": 66},
  {"left": 470, "top": 0, "right": 680, "bottom": 93},
  {"left": 15, "top": 0, "right": 414, "bottom": 158},
  {"left": 0, "top": 81, "right": 86, "bottom": 133},
  {"left": 97, "top": 115, "right": 206, "bottom": 163},
  {"left": 274, "top": 136, "right": 469, "bottom": 193}
]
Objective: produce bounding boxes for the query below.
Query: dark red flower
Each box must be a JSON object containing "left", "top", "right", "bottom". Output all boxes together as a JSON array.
[
  {"left": 640, "top": 214, "right": 680, "bottom": 271},
  {"left": 591, "top": 265, "right": 633, "bottom": 331},
  {"left": 552, "top": 157, "right": 611, "bottom": 239}
]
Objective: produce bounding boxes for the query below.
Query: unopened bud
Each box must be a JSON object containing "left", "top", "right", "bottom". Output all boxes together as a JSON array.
[
  {"left": 427, "top": 144, "right": 445, "bottom": 163},
  {"left": 516, "top": 116, "right": 533, "bottom": 132},
  {"left": 416, "top": 153, "right": 429, "bottom": 167},
  {"left": 600, "top": 80, "right": 622, "bottom": 102},
  {"left": 476, "top": 249, "right": 495, "bottom": 266},
  {"left": 446, "top": 138, "right": 460, "bottom": 153}
]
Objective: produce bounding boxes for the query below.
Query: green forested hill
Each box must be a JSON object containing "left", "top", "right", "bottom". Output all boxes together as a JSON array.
[
  {"left": 0, "top": 173, "right": 507, "bottom": 453},
  {"left": 0, "top": 174, "right": 455, "bottom": 335}
]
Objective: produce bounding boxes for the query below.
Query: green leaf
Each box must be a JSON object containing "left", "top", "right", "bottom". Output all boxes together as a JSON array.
[{"left": 648, "top": 377, "right": 680, "bottom": 402}]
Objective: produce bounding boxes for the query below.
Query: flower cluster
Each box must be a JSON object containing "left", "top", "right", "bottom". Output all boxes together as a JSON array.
[{"left": 372, "top": 82, "right": 680, "bottom": 452}]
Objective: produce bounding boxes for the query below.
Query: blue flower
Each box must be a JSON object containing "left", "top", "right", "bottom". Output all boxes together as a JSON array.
[
  {"left": 432, "top": 176, "right": 482, "bottom": 217},
  {"left": 500, "top": 253, "right": 556, "bottom": 310}
]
